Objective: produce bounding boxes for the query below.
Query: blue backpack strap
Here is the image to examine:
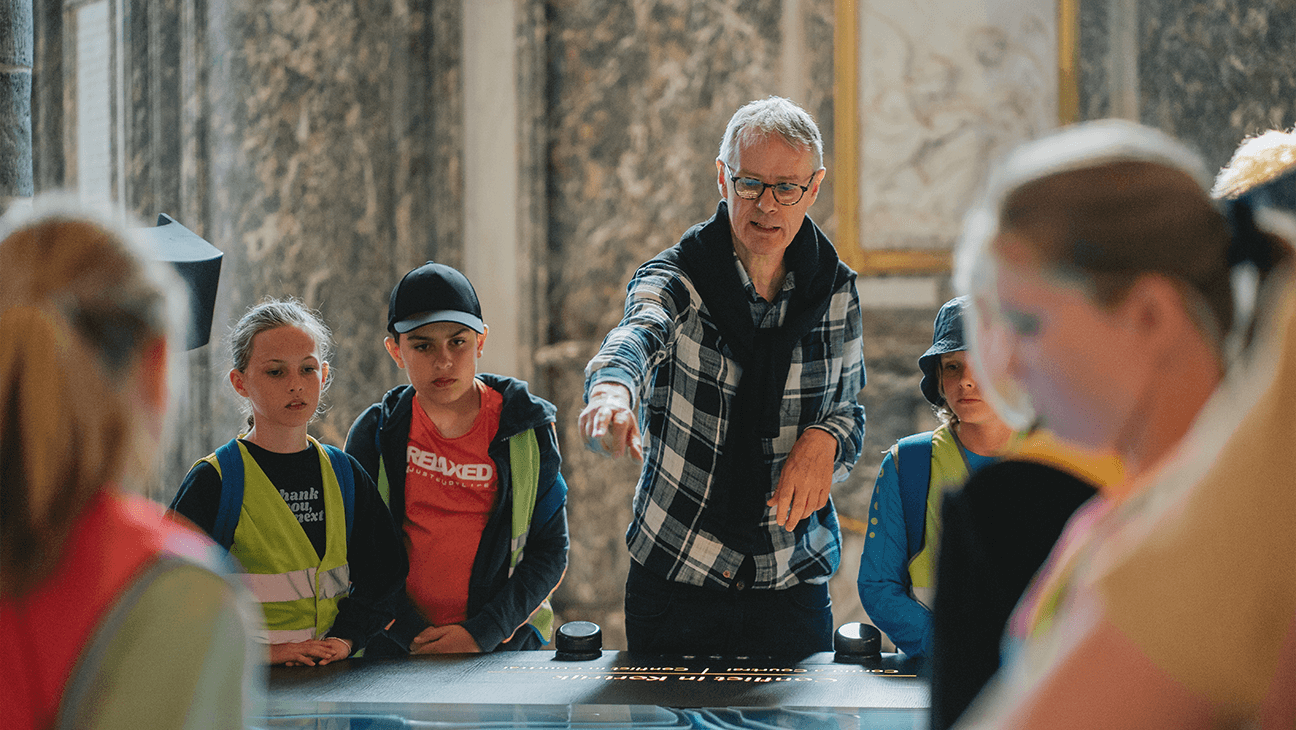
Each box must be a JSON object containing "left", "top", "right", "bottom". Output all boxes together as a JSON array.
[
  {"left": 896, "top": 432, "right": 934, "bottom": 560},
  {"left": 322, "top": 444, "right": 356, "bottom": 541},
  {"left": 212, "top": 439, "right": 246, "bottom": 550},
  {"left": 533, "top": 472, "right": 568, "bottom": 530}
]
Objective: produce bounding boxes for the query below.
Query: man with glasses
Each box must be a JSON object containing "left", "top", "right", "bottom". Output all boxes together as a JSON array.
[{"left": 579, "top": 96, "right": 866, "bottom": 655}]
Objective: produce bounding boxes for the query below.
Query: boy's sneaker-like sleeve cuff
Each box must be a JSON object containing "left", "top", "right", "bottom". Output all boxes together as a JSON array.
[
  {"left": 460, "top": 614, "right": 505, "bottom": 653},
  {"left": 385, "top": 612, "right": 430, "bottom": 652}
]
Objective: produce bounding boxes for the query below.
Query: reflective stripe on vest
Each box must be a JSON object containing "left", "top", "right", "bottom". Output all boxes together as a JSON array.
[
  {"left": 905, "top": 425, "right": 969, "bottom": 607},
  {"left": 239, "top": 564, "right": 351, "bottom": 603},
  {"left": 264, "top": 627, "right": 317, "bottom": 644},
  {"left": 507, "top": 429, "right": 557, "bottom": 644},
  {"left": 203, "top": 436, "right": 350, "bottom": 642}
]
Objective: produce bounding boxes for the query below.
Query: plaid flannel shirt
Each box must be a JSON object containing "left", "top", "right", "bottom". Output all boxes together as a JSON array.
[{"left": 585, "top": 254, "right": 866, "bottom": 590}]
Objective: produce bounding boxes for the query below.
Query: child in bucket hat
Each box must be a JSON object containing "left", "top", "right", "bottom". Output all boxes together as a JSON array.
[
  {"left": 856, "top": 296, "right": 1017, "bottom": 658},
  {"left": 919, "top": 296, "right": 971, "bottom": 417}
]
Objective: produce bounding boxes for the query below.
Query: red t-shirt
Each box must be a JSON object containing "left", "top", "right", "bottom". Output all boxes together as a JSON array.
[{"left": 403, "top": 381, "right": 502, "bottom": 626}]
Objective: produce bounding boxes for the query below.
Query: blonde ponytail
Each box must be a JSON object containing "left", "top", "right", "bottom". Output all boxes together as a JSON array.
[{"left": 0, "top": 199, "right": 175, "bottom": 597}]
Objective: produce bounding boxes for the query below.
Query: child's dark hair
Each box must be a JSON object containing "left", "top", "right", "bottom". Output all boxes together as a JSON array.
[{"left": 229, "top": 297, "right": 333, "bottom": 429}]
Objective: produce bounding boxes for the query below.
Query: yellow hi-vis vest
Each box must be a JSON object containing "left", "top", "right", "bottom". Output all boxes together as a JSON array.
[
  {"left": 903, "top": 425, "right": 969, "bottom": 608},
  {"left": 203, "top": 436, "right": 350, "bottom": 643},
  {"left": 506, "top": 430, "right": 556, "bottom": 643}
]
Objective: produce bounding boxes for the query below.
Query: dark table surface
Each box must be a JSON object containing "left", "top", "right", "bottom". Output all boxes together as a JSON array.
[{"left": 262, "top": 649, "right": 928, "bottom": 729}]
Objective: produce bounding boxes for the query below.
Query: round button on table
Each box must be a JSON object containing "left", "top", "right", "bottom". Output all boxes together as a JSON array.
[
  {"left": 833, "top": 622, "right": 882, "bottom": 663},
  {"left": 554, "top": 620, "right": 603, "bottom": 661}
]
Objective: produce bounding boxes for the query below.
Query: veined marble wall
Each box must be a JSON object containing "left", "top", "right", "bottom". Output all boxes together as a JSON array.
[
  {"left": 150, "top": 0, "right": 463, "bottom": 494},
  {"left": 1077, "top": 0, "right": 1296, "bottom": 171},
  {"left": 857, "top": 0, "right": 1057, "bottom": 251},
  {"left": 206, "top": 0, "right": 405, "bottom": 452}
]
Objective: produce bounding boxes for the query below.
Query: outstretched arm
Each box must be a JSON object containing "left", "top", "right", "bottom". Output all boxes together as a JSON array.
[
  {"left": 582, "top": 260, "right": 692, "bottom": 460},
  {"left": 578, "top": 382, "right": 643, "bottom": 460}
]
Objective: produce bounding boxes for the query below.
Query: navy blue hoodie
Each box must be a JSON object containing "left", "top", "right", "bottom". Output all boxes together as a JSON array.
[{"left": 345, "top": 373, "right": 568, "bottom": 652}]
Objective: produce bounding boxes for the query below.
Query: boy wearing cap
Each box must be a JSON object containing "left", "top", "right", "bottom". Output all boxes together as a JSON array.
[{"left": 346, "top": 262, "right": 569, "bottom": 654}]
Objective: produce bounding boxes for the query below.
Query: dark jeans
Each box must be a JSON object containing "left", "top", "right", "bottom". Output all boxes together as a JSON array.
[{"left": 624, "top": 560, "right": 833, "bottom": 657}]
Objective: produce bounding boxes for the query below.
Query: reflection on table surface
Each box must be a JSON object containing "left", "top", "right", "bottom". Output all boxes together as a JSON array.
[
  {"left": 256, "top": 703, "right": 927, "bottom": 730},
  {"left": 264, "top": 650, "right": 928, "bottom": 728}
]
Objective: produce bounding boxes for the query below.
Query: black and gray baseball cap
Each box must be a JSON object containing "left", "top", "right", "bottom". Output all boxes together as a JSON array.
[{"left": 387, "top": 261, "right": 485, "bottom": 335}]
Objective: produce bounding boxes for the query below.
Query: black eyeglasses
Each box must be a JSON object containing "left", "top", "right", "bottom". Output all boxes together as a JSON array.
[{"left": 726, "top": 165, "right": 814, "bottom": 206}]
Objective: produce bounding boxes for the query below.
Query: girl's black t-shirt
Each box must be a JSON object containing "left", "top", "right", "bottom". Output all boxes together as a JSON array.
[{"left": 172, "top": 439, "right": 327, "bottom": 558}]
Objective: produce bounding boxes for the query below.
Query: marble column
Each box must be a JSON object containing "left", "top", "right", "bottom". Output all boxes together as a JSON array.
[
  {"left": 31, "top": 0, "right": 59, "bottom": 192},
  {"left": 116, "top": 0, "right": 204, "bottom": 492},
  {"left": 1, "top": 0, "right": 34, "bottom": 210}
]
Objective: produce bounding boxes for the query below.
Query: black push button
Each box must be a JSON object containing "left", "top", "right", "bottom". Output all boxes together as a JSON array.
[
  {"left": 554, "top": 620, "right": 602, "bottom": 661},
  {"left": 833, "top": 622, "right": 882, "bottom": 663}
]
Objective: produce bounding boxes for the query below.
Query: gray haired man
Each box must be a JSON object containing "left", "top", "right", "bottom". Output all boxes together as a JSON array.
[{"left": 579, "top": 96, "right": 866, "bottom": 656}]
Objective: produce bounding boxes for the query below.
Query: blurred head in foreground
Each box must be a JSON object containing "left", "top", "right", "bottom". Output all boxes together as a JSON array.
[
  {"left": 945, "top": 121, "right": 1296, "bottom": 730},
  {"left": 0, "top": 197, "right": 181, "bottom": 596},
  {"left": 954, "top": 121, "right": 1286, "bottom": 474}
]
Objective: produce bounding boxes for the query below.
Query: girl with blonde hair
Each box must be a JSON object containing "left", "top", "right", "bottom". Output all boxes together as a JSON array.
[{"left": 170, "top": 298, "right": 405, "bottom": 666}]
